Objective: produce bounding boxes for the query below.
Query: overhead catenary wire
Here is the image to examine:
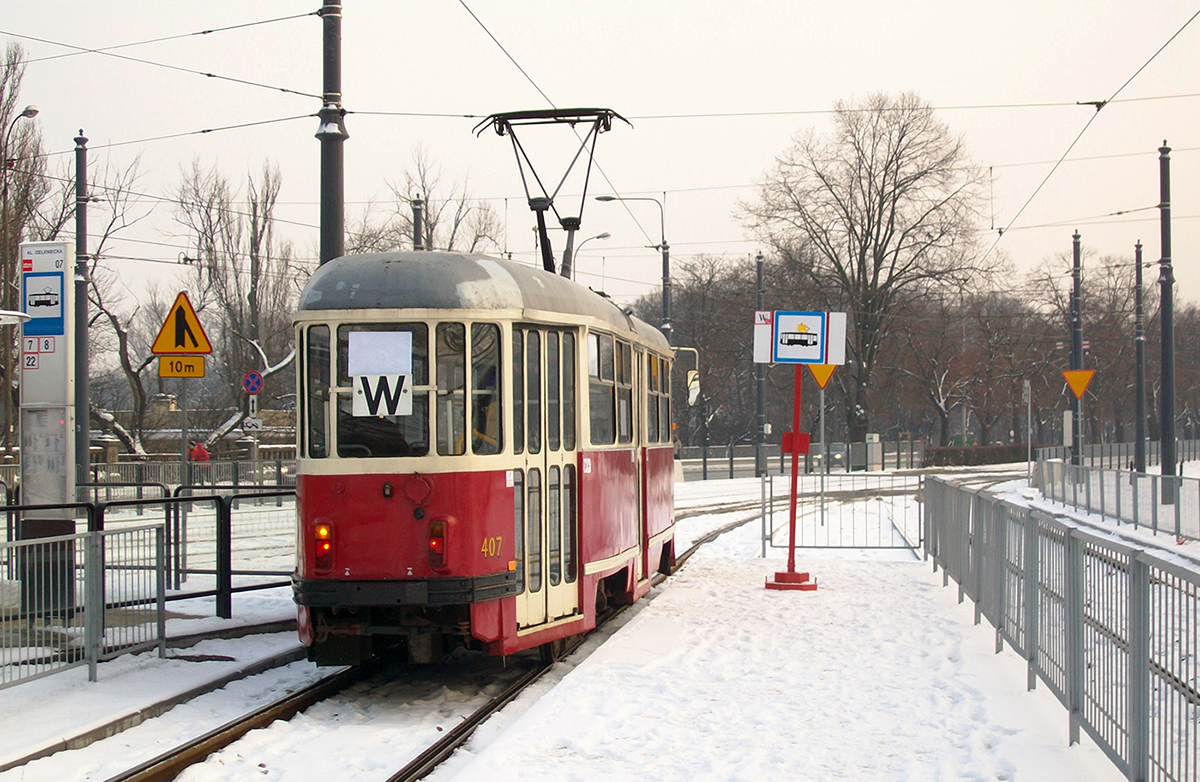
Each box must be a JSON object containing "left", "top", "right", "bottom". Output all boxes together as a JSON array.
[
  {"left": 23, "top": 11, "right": 321, "bottom": 64},
  {"left": 2, "top": 28, "right": 322, "bottom": 100},
  {"left": 986, "top": 7, "right": 1200, "bottom": 251}
]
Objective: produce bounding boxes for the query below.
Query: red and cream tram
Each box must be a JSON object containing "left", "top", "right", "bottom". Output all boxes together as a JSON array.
[{"left": 292, "top": 250, "right": 676, "bottom": 665}]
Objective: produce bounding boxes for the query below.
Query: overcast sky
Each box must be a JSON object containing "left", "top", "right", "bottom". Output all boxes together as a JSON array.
[{"left": 4, "top": 1, "right": 1198, "bottom": 307}]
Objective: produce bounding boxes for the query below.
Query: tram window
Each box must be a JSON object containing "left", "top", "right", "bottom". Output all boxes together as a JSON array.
[
  {"left": 588, "top": 332, "right": 616, "bottom": 445},
  {"left": 548, "top": 466, "right": 561, "bottom": 586},
  {"left": 527, "top": 468, "right": 542, "bottom": 593},
  {"left": 305, "top": 326, "right": 330, "bottom": 458},
  {"left": 562, "top": 332, "right": 576, "bottom": 450},
  {"left": 547, "top": 333, "right": 560, "bottom": 451},
  {"left": 616, "top": 340, "right": 633, "bottom": 444},
  {"left": 471, "top": 323, "right": 502, "bottom": 455},
  {"left": 436, "top": 323, "right": 467, "bottom": 455},
  {"left": 337, "top": 323, "right": 428, "bottom": 386},
  {"left": 513, "top": 470, "right": 525, "bottom": 593},
  {"left": 647, "top": 354, "right": 660, "bottom": 443},
  {"left": 660, "top": 358, "right": 671, "bottom": 442},
  {"left": 527, "top": 331, "right": 542, "bottom": 454},
  {"left": 564, "top": 465, "right": 577, "bottom": 583},
  {"left": 513, "top": 328, "right": 524, "bottom": 455},
  {"left": 600, "top": 334, "right": 615, "bottom": 382},
  {"left": 335, "top": 323, "right": 429, "bottom": 458},
  {"left": 337, "top": 394, "right": 429, "bottom": 458}
]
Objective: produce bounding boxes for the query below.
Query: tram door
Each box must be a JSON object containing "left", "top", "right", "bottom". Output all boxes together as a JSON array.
[{"left": 514, "top": 326, "right": 581, "bottom": 630}]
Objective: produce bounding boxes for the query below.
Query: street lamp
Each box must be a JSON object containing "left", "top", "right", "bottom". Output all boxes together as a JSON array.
[
  {"left": 595, "top": 194, "right": 671, "bottom": 345},
  {"left": 568, "top": 231, "right": 610, "bottom": 280},
  {"left": 1, "top": 105, "right": 38, "bottom": 456}
]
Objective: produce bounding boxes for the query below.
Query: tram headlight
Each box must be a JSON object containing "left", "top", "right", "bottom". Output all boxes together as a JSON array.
[{"left": 314, "top": 520, "right": 334, "bottom": 571}]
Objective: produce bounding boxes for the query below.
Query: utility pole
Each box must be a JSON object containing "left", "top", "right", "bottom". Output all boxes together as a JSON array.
[
  {"left": 1158, "top": 142, "right": 1176, "bottom": 501},
  {"left": 412, "top": 194, "right": 424, "bottom": 250},
  {"left": 1070, "top": 231, "right": 1082, "bottom": 466},
  {"left": 74, "top": 132, "right": 89, "bottom": 483},
  {"left": 1134, "top": 241, "right": 1146, "bottom": 474},
  {"left": 660, "top": 191, "right": 671, "bottom": 346},
  {"left": 755, "top": 252, "right": 765, "bottom": 477},
  {"left": 317, "top": 1, "right": 347, "bottom": 265}
]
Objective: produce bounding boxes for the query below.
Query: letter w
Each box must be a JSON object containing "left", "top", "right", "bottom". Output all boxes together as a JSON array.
[{"left": 358, "top": 375, "right": 406, "bottom": 415}]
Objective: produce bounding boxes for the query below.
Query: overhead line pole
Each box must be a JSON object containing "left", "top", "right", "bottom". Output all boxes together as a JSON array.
[
  {"left": 1134, "top": 241, "right": 1146, "bottom": 474},
  {"left": 317, "top": 1, "right": 347, "bottom": 266},
  {"left": 1070, "top": 231, "right": 1082, "bottom": 466},
  {"left": 755, "top": 252, "right": 765, "bottom": 477},
  {"left": 1158, "top": 142, "right": 1176, "bottom": 502},
  {"left": 74, "top": 131, "right": 89, "bottom": 483}
]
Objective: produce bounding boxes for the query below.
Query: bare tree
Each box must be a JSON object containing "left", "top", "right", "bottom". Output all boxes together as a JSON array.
[
  {"left": 742, "top": 92, "right": 988, "bottom": 440},
  {"left": 892, "top": 294, "right": 972, "bottom": 446},
  {"left": 348, "top": 148, "right": 502, "bottom": 255},
  {"left": 172, "top": 160, "right": 299, "bottom": 447}
]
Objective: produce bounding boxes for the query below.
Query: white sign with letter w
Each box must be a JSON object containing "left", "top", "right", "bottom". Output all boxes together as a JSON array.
[{"left": 353, "top": 374, "right": 413, "bottom": 417}]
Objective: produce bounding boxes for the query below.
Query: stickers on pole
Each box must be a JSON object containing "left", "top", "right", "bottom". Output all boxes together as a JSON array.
[
  {"left": 753, "top": 310, "right": 846, "bottom": 365},
  {"left": 1062, "top": 369, "right": 1095, "bottom": 400}
]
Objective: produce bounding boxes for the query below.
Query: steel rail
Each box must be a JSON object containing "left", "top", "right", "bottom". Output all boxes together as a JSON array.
[{"left": 104, "top": 662, "right": 373, "bottom": 782}]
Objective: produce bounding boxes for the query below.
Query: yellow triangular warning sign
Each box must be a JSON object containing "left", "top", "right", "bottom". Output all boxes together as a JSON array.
[
  {"left": 1062, "top": 369, "right": 1095, "bottom": 400},
  {"left": 808, "top": 364, "right": 837, "bottom": 389},
  {"left": 151, "top": 292, "right": 212, "bottom": 355}
]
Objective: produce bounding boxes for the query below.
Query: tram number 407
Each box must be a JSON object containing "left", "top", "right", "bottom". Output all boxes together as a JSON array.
[{"left": 159, "top": 355, "right": 206, "bottom": 378}]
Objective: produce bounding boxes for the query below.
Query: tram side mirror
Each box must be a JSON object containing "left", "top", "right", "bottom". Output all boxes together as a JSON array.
[{"left": 686, "top": 370, "right": 700, "bottom": 406}]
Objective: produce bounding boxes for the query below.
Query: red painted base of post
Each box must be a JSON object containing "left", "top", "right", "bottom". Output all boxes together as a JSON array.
[
  {"left": 765, "top": 570, "right": 818, "bottom": 591},
  {"left": 764, "top": 364, "right": 818, "bottom": 592}
]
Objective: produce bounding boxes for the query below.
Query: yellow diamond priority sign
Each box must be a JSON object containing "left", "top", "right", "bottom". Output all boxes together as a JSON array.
[
  {"left": 151, "top": 292, "right": 212, "bottom": 355},
  {"left": 1062, "top": 369, "right": 1095, "bottom": 400}
]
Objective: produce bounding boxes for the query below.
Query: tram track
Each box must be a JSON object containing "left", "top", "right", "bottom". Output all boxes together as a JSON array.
[{"left": 88, "top": 500, "right": 764, "bottom": 782}]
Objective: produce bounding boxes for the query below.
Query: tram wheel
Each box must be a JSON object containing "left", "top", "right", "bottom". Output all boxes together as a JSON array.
[{"left": 539, "top": 638, "right": 568, "bottom": 664}]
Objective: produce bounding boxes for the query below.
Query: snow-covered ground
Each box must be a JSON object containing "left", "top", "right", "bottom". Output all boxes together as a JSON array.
[{"left": 0, "top": 472, "right": 1142, "bottom": 781}]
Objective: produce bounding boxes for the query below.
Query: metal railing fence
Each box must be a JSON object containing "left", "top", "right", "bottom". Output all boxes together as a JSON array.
[
  {"left": 762, "top": 472, "right": 924, "bottom": 550},
  {"left": 1038, "top": 459, "right": 1200, "bottom": 542},
  {"left": 89, "top": 458, "right": 295, "bottom": 490},
  {"left": 0, "top": 485, "right": 295, "bottom": 689},
  {"left": 925, "top": 476, "right": 1200, "bottom": 782},
  {"left": 1036, "top": 439, "right": 1200, "bottom": 470},
  {"left": 0, "top": 524, "right": 165, "bottom": 690}
]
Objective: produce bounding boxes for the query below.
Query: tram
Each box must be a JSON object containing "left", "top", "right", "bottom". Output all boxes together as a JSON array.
[{"left": 292, "top": 250, "right": 675, "bottom": 665}]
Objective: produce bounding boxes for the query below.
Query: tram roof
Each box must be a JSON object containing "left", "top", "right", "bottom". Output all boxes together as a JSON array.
[{"left": 297, "top": 251, "right": 670, "bottom": 352}]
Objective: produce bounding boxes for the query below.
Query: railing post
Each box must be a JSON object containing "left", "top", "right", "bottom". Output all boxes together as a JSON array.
[
  {"left": 217, "top": 495, "right": 232, "bottom": 619},
  {"left": 1024, "top": 509, "right": 1039, "bottom": 691},
  {"left": 1151, "top": 478, "right": 1159, "bottom": 535},
  {"left": 994, "top": 505, "right": 1007, "bottom": 654},
  {"left": 1115, "top": 467, "right": 1121, "bottom": 524},
  {"left": 1174, "top": 475, "right": 1182, "bottom": 538},
  {"left": 156, "top": 524, "right": 167, "bottom": 658},
  {"left": 1065, "top": 529, "right": 1085, "bottom": 745},
  {"left": 974, "top": 497, "right": 986, "bottom": 624},
  {"left": 1127, "top": 553, "right": 1150, "bottom": 782},
  {"left": 1132, "top": 473, "right": 1140, "bottom": 530},
  {"left": 85, "top": 531, "right": 103, "bottom": 682}
]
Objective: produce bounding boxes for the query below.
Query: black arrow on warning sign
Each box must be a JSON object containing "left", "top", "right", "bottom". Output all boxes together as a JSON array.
[{"left": 174, "top": 305, "right": 199, "bottom": 349}]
